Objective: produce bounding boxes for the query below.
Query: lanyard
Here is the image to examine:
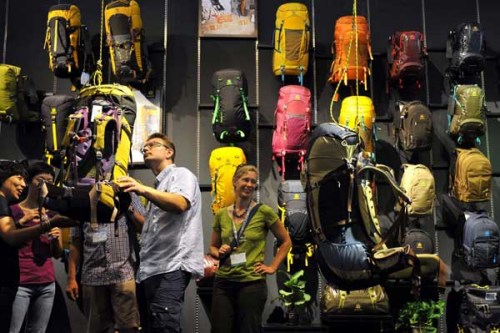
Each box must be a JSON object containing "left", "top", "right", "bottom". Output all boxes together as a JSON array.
[{"left": 231, "top": 205, "right": 253, "bottom": 247}]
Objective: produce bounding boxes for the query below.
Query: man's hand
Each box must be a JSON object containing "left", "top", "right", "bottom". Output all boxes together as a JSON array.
[
  {"left": 66, "top": 278, "right": 79, "bottom": 301},
  {"left": 116, "top": 176, "right": 147, "bottom": 195}
]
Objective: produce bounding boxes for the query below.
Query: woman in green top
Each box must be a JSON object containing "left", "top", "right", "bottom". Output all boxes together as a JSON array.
[{"left": 209, "top": 164, "right": 292, "bottom": 333}]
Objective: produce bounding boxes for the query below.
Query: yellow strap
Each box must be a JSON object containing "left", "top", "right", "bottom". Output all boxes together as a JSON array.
[
  {"left": 338, "top": 290, "right": 347, "bottom": 308},
  {"left": 51, "top": 108, "right": 58, "bottom": 152}
]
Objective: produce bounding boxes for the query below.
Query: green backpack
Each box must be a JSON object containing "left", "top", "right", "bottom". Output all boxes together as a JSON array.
[
  {"left": 0, "top": 64, "right": 39, "bottom": 124},
  {"left": 448, "top": 84, "right": 486, "bottom": 143}
]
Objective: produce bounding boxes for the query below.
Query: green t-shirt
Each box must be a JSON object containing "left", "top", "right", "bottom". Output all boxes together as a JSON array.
[{"left": 213, "top": 204, "right": 278, "bottom": 282}]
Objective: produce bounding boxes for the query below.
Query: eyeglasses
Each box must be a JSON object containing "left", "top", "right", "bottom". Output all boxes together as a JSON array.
[
  {"left": 140, "top": 142, "right": 170, "bottom": 154},
  {"left": 34, "top": 176, "right": 54, "bottom": 184}
]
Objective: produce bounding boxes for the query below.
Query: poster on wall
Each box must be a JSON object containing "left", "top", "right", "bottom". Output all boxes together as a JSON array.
[
  {"left": 199, "top": 0, "right": 257, "bottom": 38},
  {"left": 131, "top": 90, "right": 161, "bottom": 164}
]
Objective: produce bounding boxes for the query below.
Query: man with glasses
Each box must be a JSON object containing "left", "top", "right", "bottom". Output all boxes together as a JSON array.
[{"left": 118, "top": 133, "right": 204, "bottom": 333}]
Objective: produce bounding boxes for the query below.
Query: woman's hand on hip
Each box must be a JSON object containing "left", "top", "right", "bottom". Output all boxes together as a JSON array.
[{"left": 254, "top": 262, "right": 276, "bottom": 275}]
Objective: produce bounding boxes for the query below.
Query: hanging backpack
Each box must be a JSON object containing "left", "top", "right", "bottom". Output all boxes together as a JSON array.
[
  {"left": 329, "top": 15, "right": 373, "bottom": 90},
  {"left": 0, "top": 64, "right": 40, "bottom": 124},
  {"left": 278, "top": 180, "right": 311, "bottom": 246},
  {"left": 105, "top": 0, "right": 149, "bottom": 82},
  {"left": 388, "top": 31, "right": 426, "bottom": 89},
  {"left": 58, "top": 84, "right": 136, "bottom": 186},
  {"left": 460, "top": 211, "right": 500, "bottom": 269},
  {"left": 338, "top": 95, "right": 376, "bottom": 158},
  {"left": 302, "top": 122, "right": 423, "bottom": 291},
  {"left": 394, "top": 101, "right": 432, "bottom": 152},
  {"left": 211, "top": 69, "right": 251, "bottom": 144},
  {"left": 272, "top": 85, "right": 311, "bottom": 179},
  {"left": 272, "top": 3, "right": 310, "bottom": 84},
  {"left": 448, "top": 84, "right": 486, "bottom": 144},
  {"left": 399, "top": 164, "right": 436, "bottom": 216},
  {"left": 41, "top": 95, "right": 76, "bottom": 166},
  {"left": 209, "top": 146, "right": 247, "bottom": 215},
  {"left": 446, "top": 22, "right": 485, "bottom": 78},
  {"left": 403, "top": 228, "right": 435, "bottom": 254},
  {"left": 453, "top": 148, "right": 492, "bottom": 203},
  {"left": 44, "top": 4, "right": 91, "bottom": 81}
]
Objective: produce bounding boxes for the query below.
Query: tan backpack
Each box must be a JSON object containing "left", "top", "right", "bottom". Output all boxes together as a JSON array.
[
  {"left": 399, "top": 164, "right": 436, "bottom": 216},
  {"left": 453, "top": 148, "right": 492, "bottom": 202}
]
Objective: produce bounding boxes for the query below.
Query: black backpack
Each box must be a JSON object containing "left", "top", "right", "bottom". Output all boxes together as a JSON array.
[
  {"left": 211, "top": 69, "right": 251, "bottom": 143},
  {"left": 446, "top": 22, "right": 485, "bottom": 78},
  {"left": 460, "top": 211, "right": 500, "bottom": 270},
  {"left": 394, "top": 101, "right": 433, "bottom": 151},
  {"left": 278, "top": 180, "right": 311, "bottom": 246}
]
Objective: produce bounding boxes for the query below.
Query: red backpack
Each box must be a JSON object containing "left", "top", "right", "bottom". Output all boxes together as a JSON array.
[
  {"left": 272, "top": 85, "right": 311, "bottom": 179},
  {"left": 389, "top": 31, "right": 427, "bottom": 89}
]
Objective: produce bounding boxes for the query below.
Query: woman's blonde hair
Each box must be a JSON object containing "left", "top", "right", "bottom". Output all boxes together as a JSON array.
[{"left": 232, "top": 164, "right": 259, "bottom": 183}]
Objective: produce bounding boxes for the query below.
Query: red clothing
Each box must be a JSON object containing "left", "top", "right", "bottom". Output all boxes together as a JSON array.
[{"left": 10, "top": 205, "right": 55, "bottom": 285}]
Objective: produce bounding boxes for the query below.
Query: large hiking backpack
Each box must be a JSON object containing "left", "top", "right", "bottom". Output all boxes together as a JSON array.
[
  {"left": 338, "top": 95, "right": 376, "bottom": 157},
  {"left": 399, "top": 164, "right": 436, "bottom": 216},
  {"left": 448, "top": 84, "right": 486, "bottom": 143},
  {"left": 41, "top": 95, "right": 76, "bottom": 165},
  {"left": 447, "top": 22, "right": 485, "bottom": 78},
  {"left": 329, "top": 16, "right": 373, "bottom": 90},
  {"left": 0, "top": 64, "right": 39, "bottom": 124},
  {"left": 389, "top": 31, "right": 426, "bottom": 89},
  {"left": 453, "top": 148, "right": 492, "bottom": 203},
  {"left": 461, "top": 211, "right": 500, "bottom": 269},
  {"left": 58, "top": 84, "right": 136, "bottom": 186},
  {"left": 44, "top": 4, "right": 91, "bottom": 81},
  {"left": 209, "top": 146, "right": 247, "bottom": 215},
  {"left": 302, "top": 122, "right": 421, "bottom": 290},
  {"left": 105, "top": 0, "right": 149, "bottom": 82},
  {"left": 272, "top": 85, "right": 311, "bottom": 178},
  {"left": 272, "top": 3, "right": 310, "bottom": 84},
  {"left": 211, "top": 69, "right": 251, "bottom": 144},
  {"left": 394, "top": 101, "right": 432, "bottom": 151}
]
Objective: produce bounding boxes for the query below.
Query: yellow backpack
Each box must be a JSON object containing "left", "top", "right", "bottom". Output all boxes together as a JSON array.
[
  {"left": 105, "top": 0, "right": 149, "bottom": 82},
  {"left": 272, "top": 3, "right": 310, "bottom": 84},
  {"left": 209, "top": 147, "right": 247, "bottom": 214},
  {"left": 453, "top": 148, "right": 492, "bottom": 203},
  {"left": 338, "top": 96, "right": 376, "bottom": 157}
]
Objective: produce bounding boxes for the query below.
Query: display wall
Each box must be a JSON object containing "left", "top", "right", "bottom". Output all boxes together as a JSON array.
[{"left": 1, "top": 0, "right": 500, "bottom": 332}]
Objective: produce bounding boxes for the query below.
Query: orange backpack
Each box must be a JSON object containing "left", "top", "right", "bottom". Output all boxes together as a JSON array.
[{"left": 329, "top": 16, "right": 373, "bottom": 90}]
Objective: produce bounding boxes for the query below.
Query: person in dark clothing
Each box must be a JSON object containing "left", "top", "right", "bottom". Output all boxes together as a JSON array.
[{"left": 0, "top": 160, "right": 78, "bottom": 333}]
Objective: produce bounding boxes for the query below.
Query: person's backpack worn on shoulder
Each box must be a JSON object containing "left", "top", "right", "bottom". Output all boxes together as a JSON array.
[
  {"left": 272, "top": 85, "right": 311, "bottom": 179},
  {"left": 0, "top": 64, "right": 40, "bottom": 124},
  {"left": 452, "top": 147, "right": 492, "bottom": 203},
  {"left": 446, "top": 22, "right": 485, "bottom": 79},
  {"left": 273, "top": 3, "right": 310, "bottom": 85},
  {"left": 388, "top": 31, "right": 426, "bottom": 90},
  {"left": 394, "top": 101, "right": 432, "bottom": 152},
  {"left": 209, "top": 146, "right": 247, "bottom": 215},
  {"left": 211, "top": 69, "right": 251, "bottom": 144}
]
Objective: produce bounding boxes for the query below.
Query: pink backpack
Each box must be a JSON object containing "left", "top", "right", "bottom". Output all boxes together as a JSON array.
[{"left": 272, "top": 85, "right": 311, "bottom": 178}]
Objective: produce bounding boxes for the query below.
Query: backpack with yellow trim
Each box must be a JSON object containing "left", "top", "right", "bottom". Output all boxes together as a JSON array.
[
  {"left": 272, "top": 3, "right": 310, "bottom": 84},
  {"left": 44, "top": 4, "right": 92, "bottom": 82},
  {"left": 209, "top": 146, "right": 247, "bottom": 215},
  {"left": 105, "top": 0, "right": 150, "bottom": 83}
]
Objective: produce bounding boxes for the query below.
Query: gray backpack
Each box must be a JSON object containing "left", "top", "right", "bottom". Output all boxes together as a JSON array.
[{"left": 461, "top": 211, "right": 500, "bottom": 269}]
